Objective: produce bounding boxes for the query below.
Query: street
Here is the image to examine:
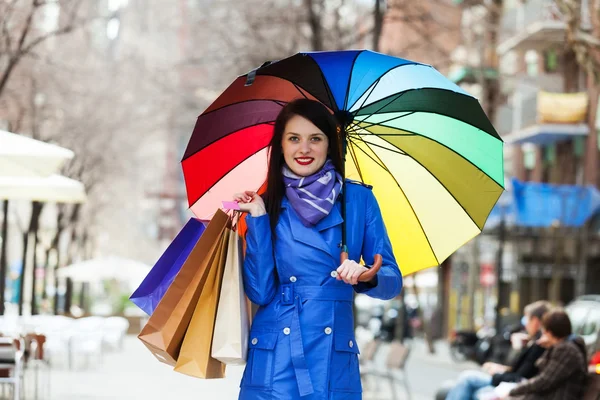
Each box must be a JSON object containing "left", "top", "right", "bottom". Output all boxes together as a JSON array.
[{"left": 38, "top": 336, "right": 476, "bottom": 400}]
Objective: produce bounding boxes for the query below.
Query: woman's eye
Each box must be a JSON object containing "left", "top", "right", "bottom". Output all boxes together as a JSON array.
[
  {"left": 289, "top": 136, "right": 299, "bottom": 142},
  {"left": 311, "top": 137, "right": 322, "bottom": 142}
]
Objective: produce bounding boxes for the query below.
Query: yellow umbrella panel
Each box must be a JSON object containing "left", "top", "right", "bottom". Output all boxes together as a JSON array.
[{"left": 345, "top": 116, "right": 504, "bottom": 275}]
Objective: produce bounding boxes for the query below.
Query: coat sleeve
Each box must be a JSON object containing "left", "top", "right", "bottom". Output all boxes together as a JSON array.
[
  {"left": 242, "top": 214, "right": 277, "bottom": 306},
  {"left": 353, "top": 190, "right": 403, "bottom": 300},
  {"left": 508, "top": 345, "right": 576, "bottom": 396}
]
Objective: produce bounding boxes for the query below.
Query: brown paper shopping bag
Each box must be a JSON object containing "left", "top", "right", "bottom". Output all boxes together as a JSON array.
[
  {"left": 173, "top": 226, "right": 230, "bottom": 378},
  {"left": 211, "top": 229, "right": 249, "bottom": 365},
  {"left": 138, "top": 209, "right": 230, "bottom": 366}
]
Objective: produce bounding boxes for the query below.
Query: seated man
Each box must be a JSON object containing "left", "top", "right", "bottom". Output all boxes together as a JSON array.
[
  {"left": 503, "top": 309, "right": 588, "bottom": 400},
  {"left": 445, "top": 301, "right": 550, "bottom": 400}
]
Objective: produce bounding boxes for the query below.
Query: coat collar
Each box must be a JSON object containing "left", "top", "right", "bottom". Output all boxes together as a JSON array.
[{"left": 282, "top": 197, "right": 343, "bottom": 259}]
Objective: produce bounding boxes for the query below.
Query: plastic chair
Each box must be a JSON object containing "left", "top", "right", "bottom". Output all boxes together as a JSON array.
[{"left": 0, "top": 337, "right": 24, "bottom": 400}]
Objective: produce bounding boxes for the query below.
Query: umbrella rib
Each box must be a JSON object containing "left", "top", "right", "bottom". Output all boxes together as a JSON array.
[
  {"left": 346, "top": 141, "right": 365, "bottom": 182},
  {"left": 347, "top": 92, "right": 409, "bottom": 133},
  {"left": 349, "top": 135, "right": 406, "bottom": 156},
  {"left": 352, "top": 77, "right": 380, "bottom": 113},
  {"left": 292, "top": 83, "right": 309, "bottom": 99},
  {"left": 343, "top": 51, "right": 364, "bottom": 110},
  {"left": 345, "top": 83, "right": 381, "bottom": 133},
  {"left": 347, "top": 137, "right": 388, "bottom": 171},
  {"left": 345, "top": 61, "right": 422, "bottom": 111},
  {"left": 353, "top": 112, "right": 416, "bottom": 131},
  {"left": 348, "top": 137, "right": 439, "bottom": 265}
]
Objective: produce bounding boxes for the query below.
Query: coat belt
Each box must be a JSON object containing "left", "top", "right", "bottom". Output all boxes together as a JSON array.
[{"left": 279, "top": 284, "right": 353, "bottom": 397}]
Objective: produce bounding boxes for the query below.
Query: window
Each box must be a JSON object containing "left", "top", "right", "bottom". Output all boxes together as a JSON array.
[
  {"left": 582, "top": 308, "right": 600, "bottom": 337},
  {"left": 566, "top": 303, "right": 590, "bottom": 335},
  {"left": 523, "top": 144, "right": 536, "bottom": 170},
  {"left": 525, "top": 51, "right": 539, "bottom": 77},
  {"left": 543, "top": 49, "right": 559, "bottom": 73}
]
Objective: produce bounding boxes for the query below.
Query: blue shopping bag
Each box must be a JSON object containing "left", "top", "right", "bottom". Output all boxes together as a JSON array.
[{"left": 130, "top": 218, "right": 206, "bottom": 315}]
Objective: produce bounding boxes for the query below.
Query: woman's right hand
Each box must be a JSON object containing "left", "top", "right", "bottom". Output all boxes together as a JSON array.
[{"left": 233, "top": 191, "right": 267, "bottom": 217}]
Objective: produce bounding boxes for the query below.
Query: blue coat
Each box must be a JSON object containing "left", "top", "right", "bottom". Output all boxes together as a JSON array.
[{"left": 239, "top": 181, "right": 403, "bottom": 400}]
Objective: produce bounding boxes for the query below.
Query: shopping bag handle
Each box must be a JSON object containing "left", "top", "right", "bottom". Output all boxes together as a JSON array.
[{"left": 340, "top": 252, "right": 382, "bottom": 282}]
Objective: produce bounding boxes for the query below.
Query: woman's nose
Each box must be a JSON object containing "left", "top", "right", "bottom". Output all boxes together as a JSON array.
[{"left": 299, "top": 140, "right": 310, "bottom": 153}]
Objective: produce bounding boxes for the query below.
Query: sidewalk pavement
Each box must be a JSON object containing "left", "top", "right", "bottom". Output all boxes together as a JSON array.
[{"left": 38, "top": 336, "right": 473, "bottom": 400}]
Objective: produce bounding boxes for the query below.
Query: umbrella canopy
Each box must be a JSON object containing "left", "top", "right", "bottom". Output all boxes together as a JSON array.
[
  {"left": 57, "top": 256, "right": 151, "bottom": 284},
  {"left": 0, "top": 174, "right": 86, "bottom": 203},
  {"left": 0, "top": 130, "right": 74, "bottom": 177},
  {"left": 182, "top": 50, "right": 504, "bottom": 274}
]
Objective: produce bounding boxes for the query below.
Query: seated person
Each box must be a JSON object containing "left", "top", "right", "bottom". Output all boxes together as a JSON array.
[
  {"left": 446, "top": 301, "right": 550, "bottom": 400},
  {"left": 503, "top": 308, "right": 588, "bottom": 400}
]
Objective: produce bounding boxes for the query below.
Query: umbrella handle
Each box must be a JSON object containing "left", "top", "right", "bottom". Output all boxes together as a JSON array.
[{"left": 340, "top": 252, "right": 383, "bottom": 282}]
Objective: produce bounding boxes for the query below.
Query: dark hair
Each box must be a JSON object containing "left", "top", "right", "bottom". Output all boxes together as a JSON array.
[
  {"left": 524, "top": 300, "right": 551, "bottom": 321},
  {"left": 264, "top": 99, "right": 344, "bottom": 233},
  {"left": 542, "top": 309, "right": 572, "bottom": 339}
]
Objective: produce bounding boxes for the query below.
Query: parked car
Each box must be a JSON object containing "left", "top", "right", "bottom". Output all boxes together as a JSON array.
[{"left": 566, "top": 295, "right": 600, "bottom": 354}]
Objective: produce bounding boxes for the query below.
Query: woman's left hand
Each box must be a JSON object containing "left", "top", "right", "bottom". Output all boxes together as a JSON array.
[{"left": 336, "top": 259, "right": 370, "bottom": 285}]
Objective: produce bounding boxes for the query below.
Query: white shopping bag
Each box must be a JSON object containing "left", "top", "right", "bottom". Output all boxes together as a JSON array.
[{"left": 211, "top": 229, "right": 250, "bottom": 365}]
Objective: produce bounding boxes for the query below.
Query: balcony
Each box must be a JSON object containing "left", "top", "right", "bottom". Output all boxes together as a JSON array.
[
  {"left": 496, "top": 73, "right": 564, "bottom": 136},
  {"left": 500, "top": 76, "right": 589, "bottom": 145},
  {"left": 497, "top": 0, "right": 591, "bottom": 55}
]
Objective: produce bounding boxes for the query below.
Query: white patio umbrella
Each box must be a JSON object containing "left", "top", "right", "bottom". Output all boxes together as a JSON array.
[
  {"left": 0, "top": 130, "right": 74, "bottom": 177},
  {"left": 0, "top": 174, "right": 86, "bottom": 203},
  {"left": 0, "top": 130, "right": 80, "bottom": 314},
  {"left": 57, "top": 256, "right": 151, "bottom": 286}
]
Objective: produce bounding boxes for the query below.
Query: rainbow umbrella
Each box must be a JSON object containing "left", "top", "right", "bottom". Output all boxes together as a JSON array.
[{"left": 182, "top": 50, "right": 504, "bottom": 275}]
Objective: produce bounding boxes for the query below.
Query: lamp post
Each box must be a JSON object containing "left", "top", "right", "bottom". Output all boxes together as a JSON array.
[{"left": 495, "top": 190, "right": 511, "bottom": 333}]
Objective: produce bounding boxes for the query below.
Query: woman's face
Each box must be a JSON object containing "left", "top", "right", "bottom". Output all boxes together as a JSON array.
[
  {"left": 540, "top": 329, "right": 560, "bottom": 347},
  {"left": 281, "top": 114, "right": 329, "bottom": 177}
]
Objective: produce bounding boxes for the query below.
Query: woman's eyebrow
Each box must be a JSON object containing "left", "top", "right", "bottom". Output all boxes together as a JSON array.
[{"left": 285, "top": 132, "right": 324, "bottom": 136}]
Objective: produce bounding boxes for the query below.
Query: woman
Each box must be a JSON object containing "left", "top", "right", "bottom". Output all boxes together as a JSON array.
[
  {"left": 503, "top": 309, "right": 587, "bottom": 400},
  {"left": 234, "top": 99, "right": 403, "bottom": 399}
]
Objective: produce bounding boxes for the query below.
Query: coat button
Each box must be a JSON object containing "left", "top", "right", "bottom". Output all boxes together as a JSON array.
[
  {"left": 330, "top": 271, "right": 338, "bottom": 278},
  {"left": 349, "top": 340, "right": 354, "bottom": 348},
  {"left": 290, "top": 276, "right": 297, "bottom": 283},
  {"left": 324, "top": 327, "right": 332, "bottom": 335},
  {"left": 251, "top": 338, "right": 258, "bottom": 345},
  {"left": 283, "top": 327, "right": 291, "bottom": 335}
]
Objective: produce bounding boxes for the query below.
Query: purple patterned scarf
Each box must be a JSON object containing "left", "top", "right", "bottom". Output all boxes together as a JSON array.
[{"left": 282, "top": 159, "right": 344, "bottom": 227}]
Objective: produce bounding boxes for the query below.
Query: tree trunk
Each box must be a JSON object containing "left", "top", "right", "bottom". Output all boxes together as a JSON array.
[
  {"left": 30, "top": 229, "right": 40, "bottom": 315},
  {"left": 481, "top": 0, "right": 503, "bottom": 123},
  {"left": 305, "top": 0, "right": 323, "bottom": 51},
  {"left": 55, "top": 204, "right": 81, "bottom": 314},
  {"left": 372, "top": 0, "right": 384, "bottom": 52},
  {"left": 412, "top": 280, "right": 435, "bottom": 354},
  {"left": 64, "top": 278, "right": 73, "bottom": 315},
  {"left": 585, "top": 78, "right": 599, "bottom": 186},
  {"left": 18, "top": 201, "right": 43, "bottom": 315},
  {"left": 0, "top": 200, "right": 8, "bottom": 315}
]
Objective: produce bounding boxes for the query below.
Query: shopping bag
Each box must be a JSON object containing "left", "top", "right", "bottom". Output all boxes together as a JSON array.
[
  {"left": 173, "top": 227, "right": 231, "bottom": 378},
  {"left": 130, "top": 218, "right": 206, "bottom": 315},
  {"left": 211, "top": 229, "right": 249, "bottom": 365},
  {"left": 138, "top": 209, "right": 229, "bottom": 366}
]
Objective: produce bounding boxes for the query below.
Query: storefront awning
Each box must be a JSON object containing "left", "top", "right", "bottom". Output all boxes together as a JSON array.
[
  {"left": 448, "top": 66, "right": 498, "bottom": 85},
  {"left": 485, "top": 178, "right": 600, "bottom": 229},
  {"left": 503, "top": 123, "right": 588, "bottom": 146}
]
